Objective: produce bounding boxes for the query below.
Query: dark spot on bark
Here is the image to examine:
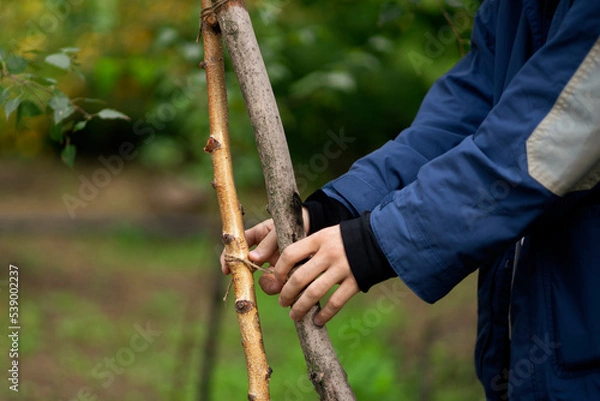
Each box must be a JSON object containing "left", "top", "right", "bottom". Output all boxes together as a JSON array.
[
  {"left": 248, "top": 395, "right": 256, "bottom": 401},
  {"left": 210, "top": 180, "right": 217, "bottom": 189},
  {"left": 310, "top": 371, "right": 325, "bottom": 384},
  {"left": 222, "top": 19, "right": 239, "bottom": 35},
  {"left": 291, "top": 192, "right": 304, "bottom": 231},
  {"left": 199, "top": 61, "right": 206, "bottom": 69},
  {"left": 266, "top": 366, "right": 273, "bottom": 380},
  {"left": 204, "top": 136, "right": 222, "bottom": 153},
  {"left": 222, "top": 233, "right": 234, "bottom": 244},
  {"left": 235, "top": 300, "right": 253, "bottom": 313},
  {"left": 239, "top": 202, "right": 245, "bottom": 215}
]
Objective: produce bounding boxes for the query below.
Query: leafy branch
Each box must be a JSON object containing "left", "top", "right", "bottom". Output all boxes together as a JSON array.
[{"left": 0, "top": 47, "right": 129, "bottom": 167}]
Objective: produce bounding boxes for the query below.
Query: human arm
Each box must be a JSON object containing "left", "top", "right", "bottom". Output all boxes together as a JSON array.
[
  {"left": 362, "top": 0, "right": 600, "bottom": 303},
  {"left": 272, "top": 0, "right": 600, "bottom": 322},
  {"left": 321, "top": 1, "right": 498, "bottom": 216}
]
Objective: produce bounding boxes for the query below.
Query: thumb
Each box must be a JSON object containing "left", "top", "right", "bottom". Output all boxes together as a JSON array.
[
  {"left": 259, "top": 272, "right": 283, "bottom": 295},
  {"left": 249, "top": 229, "right": 278, "bottom": 264}
]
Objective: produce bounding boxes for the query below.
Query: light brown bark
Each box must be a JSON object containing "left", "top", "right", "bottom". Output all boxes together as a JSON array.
[
  {"left": 214, "top": 1, "right": 356, "bottom": 399},
  {"left": 201, "top": 2, "right": 271, "bottom": 400}
]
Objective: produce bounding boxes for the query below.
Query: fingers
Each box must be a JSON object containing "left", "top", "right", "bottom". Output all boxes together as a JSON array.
[
  {"left": 272, "top": 234, "right": 320, "bottom": 289},
  {"left": 279, "top": 254, "right": 328, "bottom": 307},
  {"left": 248, "top": 229, "right": 279, "bottom": 265},
  {"left": 245, "top": 219, "right": 274, "bottom": 248},
  {"left": 284, "top": 264, "right": 343, "bottom": 318},
  {"left": 313, "top": 279, "right": 359, "bottom": 326},
  {"left": 259, "top": 272, "right": 282, "bottom": 295},
  {"left": 302, "top": 206, "right": 310, "bottom": 234},
  {"left": 221, "top": 218, "right": 276, "bottom": 276},
  {"left": 278, "top": 225, "right": 358, "bottom": 325},
  {"left": 220, "top": 250, "right": 231, "bottom": 275}
]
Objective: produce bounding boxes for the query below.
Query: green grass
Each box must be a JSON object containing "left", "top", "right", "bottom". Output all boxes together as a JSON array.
[{"left": 0, "top": 229, "right": 483, "bottom": 401}]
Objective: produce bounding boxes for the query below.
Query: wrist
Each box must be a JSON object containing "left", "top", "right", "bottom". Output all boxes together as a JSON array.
[
  {"left": 340, "top": 212, "right": 397, "bottom": 292},
  {"left": 302, "top": 206, "right": 310, "bottom": 234},
  {"left": 303, "top": 189, "right": 356, "bottom": 234}
]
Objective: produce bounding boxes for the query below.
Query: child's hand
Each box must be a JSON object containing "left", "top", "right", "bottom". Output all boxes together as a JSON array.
[
  {"left": 266, "top": 225, "right": 359, "bottom": 326},
  {"left": 221, "top": 208, "right": 358, "bottom": 325},
  {"left": 220, "top": 207, "right": 310, "bottom": 275}
]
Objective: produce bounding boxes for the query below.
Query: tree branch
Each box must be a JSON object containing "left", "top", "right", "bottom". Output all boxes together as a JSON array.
[
  {"left": 201, "top": 2, "right": 271, "bottom": 399},
  {"left": 214, "top": 1, "right": 356, "bottom": 399}
]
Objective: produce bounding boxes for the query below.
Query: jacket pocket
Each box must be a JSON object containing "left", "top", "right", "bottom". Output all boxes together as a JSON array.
[{"left": 545, "top": 203, "right": 600, "bottom": 372}]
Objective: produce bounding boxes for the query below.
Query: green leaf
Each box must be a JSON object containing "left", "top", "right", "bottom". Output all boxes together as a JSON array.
[
  {"left": 45, "top": 53, "right": 71, "bottom": 70},
  {"left": 0, "top": 87, "right": 10, "bottom": 106},
  {"left": 7, "top": 55, "right": 28, "bottom": 74},
  {"left": 97, "top": 108, "right": 130, "bottom": 120},
  {"left": 5, "top": 96, "right": 22, "bottom": 120},
  {"left": 73, "top": 67, "right": 86, "bottom": 81},
  {"left": 17, "top": 100, "right": 43, "bottom": 125},
  {"left": 50, "top": 123, "right": 63, "bottom": 142},
  {"left": 0, "top": 47, "right": 6, "bottom": 61},
  {"left": 30, "top": 75, "right": 58, "bottom": 86},
  {"left": 48, "top": 92, "right": 75, "bottom": 123},
  {"left": 61, "top": 144, "right": 77, "bottom": 168},
  {"left": 79, "top": 98, "right": 105, "bottom": 105},
  {"left": 18, "top": 100, "right": 43, "bottom": 117},
  {"left": 60, "top": 47, "right": 80, "bottom": 54},
  {"left": 73, "top": 120, "right": 88, "bottom": 132}
]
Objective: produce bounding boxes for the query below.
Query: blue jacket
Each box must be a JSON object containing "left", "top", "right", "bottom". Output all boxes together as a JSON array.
[{"left": 320, "top": 0, "right": 600, "bottom": 399}]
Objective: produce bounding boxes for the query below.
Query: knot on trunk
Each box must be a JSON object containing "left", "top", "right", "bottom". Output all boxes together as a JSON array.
[
  {"left": 235, "top": 300, "right": 254, "bottom": 314},
  {"left": 204, "top": 136, "right": 222, "bottom": 153}
]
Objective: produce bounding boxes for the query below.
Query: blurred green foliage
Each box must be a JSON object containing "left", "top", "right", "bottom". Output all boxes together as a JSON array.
[
  {"left": 0, "top": 228, "right": 482, "bottom": 400},
  {"left": 0, "top": 2, "right": 484, "bottom": 399},
  {"left": 0, "top": 0, "right": 477, "bottom": 191},
  {"left": 0, "top": 47, "right": 129, "bottom": 167}
]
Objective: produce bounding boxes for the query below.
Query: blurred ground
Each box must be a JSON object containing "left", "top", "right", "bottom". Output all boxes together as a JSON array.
[{"left": 0, "top": 160, "right": 484, "bottom": 401}]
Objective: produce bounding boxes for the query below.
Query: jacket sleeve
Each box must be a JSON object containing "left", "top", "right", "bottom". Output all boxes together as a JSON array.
[
  {"left": 322, "top": 1, "right": 498, "bottom": 216},
  {"left": 370, "top": 1, "right": 600, "bottom": 303}
]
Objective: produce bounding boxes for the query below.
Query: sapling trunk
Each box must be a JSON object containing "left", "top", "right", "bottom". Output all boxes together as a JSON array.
[
  {"left": 200, "top": 2, "right": 271, "bottom": 399},
  {"left": 213, "top": 1, "right": 356, "bottom": 399}
]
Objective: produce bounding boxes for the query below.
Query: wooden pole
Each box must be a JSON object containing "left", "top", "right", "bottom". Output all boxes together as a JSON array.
[
  {"left": 213, "top": 1, "right": 356, "bottom": 399},
  {"left": 200, "top": 2, "right": 271, "bottom": 399}
]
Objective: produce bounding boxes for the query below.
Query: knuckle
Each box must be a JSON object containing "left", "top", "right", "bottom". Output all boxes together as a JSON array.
[
  {"left": 327, "top": 296, "right": 343, "bottom": 310},
  {"left": 262, "top": 219, "right": 274, "bottom": 233},
  {"left": 311, "top": 279, "right": 329, "bottom": 296},
  {"left": 304, "top": 285, "right": 320, "bottom": 300},
  {"left": 287, "top": 270, "right": 303, "bottom": 287},
  {"left": 275, "top": 270, "right": 287, "bottom": 285},
  {"left": 291, "top": 304, "right": 306, "bottom": 318},
  {"left": 279, "top": 248, "right": 294, "bottom": 265}
]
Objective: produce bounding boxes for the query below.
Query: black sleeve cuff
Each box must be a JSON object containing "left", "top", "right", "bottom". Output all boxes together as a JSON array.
[
  {"left": 340, "top": 212, "right": 397, "bottom": 293},
  {"left": 303, "top": 190, "right": 355, "bottom": 234}
]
